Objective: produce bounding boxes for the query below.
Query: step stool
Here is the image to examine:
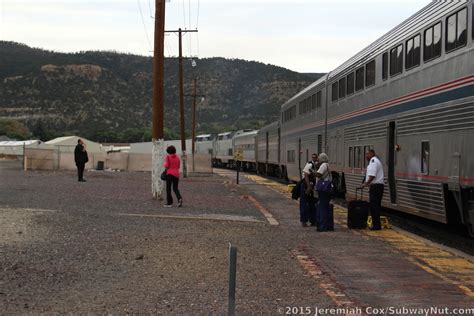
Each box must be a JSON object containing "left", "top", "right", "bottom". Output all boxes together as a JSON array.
[{"left": 367, "top": 216, "right": 390, "bottom": 229}]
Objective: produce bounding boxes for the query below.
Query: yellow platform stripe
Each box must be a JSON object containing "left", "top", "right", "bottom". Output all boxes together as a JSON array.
[{"left": 246, "top": 174, "right": 474, "bottom": 298}]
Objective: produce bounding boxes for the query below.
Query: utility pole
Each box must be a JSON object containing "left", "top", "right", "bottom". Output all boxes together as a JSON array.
[
  {"left": 165, "top": 28, "right": 197, "bottom": 178},
  {"left": 151, "top": 0, "right": 166, "bottom": 200},
  {"left": 185, "top": 78, "right": 205, "bottom": 173}
]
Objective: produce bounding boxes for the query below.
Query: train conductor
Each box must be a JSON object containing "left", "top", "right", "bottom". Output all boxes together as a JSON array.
[{"left": 359, "top": 149, "right": 384, "bottom": 230}]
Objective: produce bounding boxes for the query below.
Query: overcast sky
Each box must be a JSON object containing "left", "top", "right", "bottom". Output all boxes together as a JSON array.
[{"left": 1, "top": 0, "right": 430, "bottom": 73}]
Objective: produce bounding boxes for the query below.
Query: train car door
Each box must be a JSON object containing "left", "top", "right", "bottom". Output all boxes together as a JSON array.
[
  {"left": 388, "top": 121, "right": 397, "bottom": 204},
  {"left": 265, "top": 132, "right": 269, "bottom": 163},
  {"left": 298, "top": 138, "right": 302, "bottom": 178},
  {"left": 277, "top": 127, "right": 281, "bottom": 163}
]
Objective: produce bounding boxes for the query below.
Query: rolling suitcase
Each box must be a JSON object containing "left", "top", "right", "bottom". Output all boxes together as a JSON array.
[{"left": 347, "top": 188, "right": 369, "bottom": 229}]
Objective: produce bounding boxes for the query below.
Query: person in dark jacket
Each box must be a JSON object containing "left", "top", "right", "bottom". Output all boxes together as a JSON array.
[{"left": 74, "top": 139, "right": 88, "bottom": 182}]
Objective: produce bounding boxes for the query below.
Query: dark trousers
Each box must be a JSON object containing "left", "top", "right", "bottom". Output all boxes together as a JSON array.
[
  {"left": 317, "top": 191, "right": 333, "bottom": 231},
  {"left": 299, "top": 189, "right": 317, "bottom": 224},
  {"left": 76, "top": 163, "right": 85, "bottom": 180},
  {"left": 166, "top": 175, "right": 182, "bottom": 205},
  {"left": 369, "top": 184, "right": 384, "bottom": 229}
]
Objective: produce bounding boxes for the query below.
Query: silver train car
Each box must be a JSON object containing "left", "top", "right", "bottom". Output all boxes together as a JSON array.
[
  {"left": 278, "top": 0, "right": 474, "bottom": 234},
  {"left": 233, "top": 130, "right": 258, "bottom": 171},
  {"left": 194, "top": 134, "right": 216, "bottom": 157},
  {"left": 256, "top": 121, "right": 282, "bottom": 177},
  {"left": 213, "top": 130, "right": 254, "bottom": 168}
]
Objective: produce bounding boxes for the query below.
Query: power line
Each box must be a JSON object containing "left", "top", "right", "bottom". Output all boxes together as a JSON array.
[
  {"left": 148, "top": 0, "right": 154, "bottom": 18},
  {"left": 137, "top": 0, "right": 152, "bottom": 51},
  {"left": 188, "top": 0, "right": 192, "bottom": 57},
  {"left": 196, "top": 0, "right": 200, "bottom": 57},
  {"left": 182, "top": 0, "right": 187, "bottom": 30}
]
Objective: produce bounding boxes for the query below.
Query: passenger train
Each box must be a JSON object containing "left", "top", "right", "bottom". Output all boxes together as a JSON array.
[{"left": 194, "top": 1, "right": 474, "bottom": 236}]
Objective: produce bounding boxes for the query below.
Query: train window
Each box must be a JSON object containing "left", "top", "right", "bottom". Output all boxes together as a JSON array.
[
  {"left": 405, "top": 34, "right": 421, "bottom": 70},
  {"left": 382, "top": 52, "right": 388, "bottom": 81},
  {"left": 424, "top": 22, "right": 442, "bottom": 62},
  {"left": 317, "top": 135, "right": 322, "bottom": 154},
  {"left": 299, "top": 101, "right": 303, "bottom": 115},
  {"left": 446, "top": 8, "right": 467, "bottom": 53},
  {"left": 421, "top": 141, "right": 429, "bottom": 174},
  {"left": 355, "top": 146, "right": 362, "bottom": 169},
  {"left": 332, "top": 82, "right": 338, "bottom": 102},
  {"left": 390, "top": 44, "right": 403, "bottom": 77},
  {"left": 316, "top": 91, "right": 322, "bottom": 108},
  {"left": 287, "top": 150, "right": 295, "bottom": 163},
  {"left": 346, "top": 72, "right": 355, "bottom": 95},
  {"left": 338, "top": 77, "right": 346, "bottom": 99},
  {"left": 365, "top": 60, "right": 376, "bottom": 87},
  {"left": 349, "top": 147, "right": 353, "bottom": 168},
  {"left": 473, "top": 4, "right": 474, "bottom": 40},
  {"left": 355, "top": 66, "right": 364, "bottom": 91},
  {"left": 311, "top": 94, "right": 316, "bottom": 110}
]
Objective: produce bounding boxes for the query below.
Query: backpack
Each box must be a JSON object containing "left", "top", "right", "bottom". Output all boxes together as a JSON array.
[{"left": 291, "top": 180, "right": 303, "bottom": 200}]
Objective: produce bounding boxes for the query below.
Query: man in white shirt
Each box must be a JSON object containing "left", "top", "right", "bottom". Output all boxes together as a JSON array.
[
  {"left": 299, "top": 153, "right": 319, "bottom": 227},
  {"left": 359, "top": 149, "right": 384, "bottom": 230}
]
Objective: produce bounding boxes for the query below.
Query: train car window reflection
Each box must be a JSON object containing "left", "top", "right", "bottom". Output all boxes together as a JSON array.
[
  {"left": 339, "top": 77, "right": 346, "bottom": 99},
  {"left": 355, "top": 146, "right": 362, "bottom": 169},
  {"left": 446, "top": 8, "right": 467, "bottom": 53},
  {"left": 287, "top": 150, "right": 295, "bottom": 163},
  {"left": 390, "top": 44, "right": 403, "bottom": 77},
  {"left": 332, "top": 82, "right": 338, "bottom": 101},
  {"left": 382, "top": 52, "right": 388, "bottom": 81},
  {"left": 316, "top": 91, "right": 322, "bottom": 108},
  {"left": 405, "top": 34, "right": 421, "bottom": 70},
  {"left": 424, "top": 22, "right": 442, "bottom": 62},
  {"left": 456, "top": 8, "right": 467, "bottom": 47},
  {"left": 356, "top": 66, "right": 364, "bottom": 91},
  {"left": 421, "top": 141, "right": 429, "bottom": 174},
  {"left": 346, "top": 72, "right": 355, "bottom": 95},
  {"left": 349, "top": 147, "right": 353, "bottom": 168},
  {"left": 317, "top": 134, "right": 322, "bottom": 155},
  {"left": 365, "top": 60, "right": 376, "bottom": 87}
]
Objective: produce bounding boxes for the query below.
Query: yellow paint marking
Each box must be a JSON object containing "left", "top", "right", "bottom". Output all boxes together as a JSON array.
[
  {"left": 242, "top": 195, "right": 279, "bottom": 226},
  {"left": 245, "top": 174, "right": 474, "bottom": 298}
]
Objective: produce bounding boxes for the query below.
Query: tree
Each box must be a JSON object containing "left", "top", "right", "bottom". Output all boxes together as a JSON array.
[{"left": 0, "top": 119, "right": 31, "bottom": 140}]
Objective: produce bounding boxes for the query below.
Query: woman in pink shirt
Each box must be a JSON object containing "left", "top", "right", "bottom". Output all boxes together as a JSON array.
[{"left": 163, "top": 145, "right": 183, "bottom": 207}]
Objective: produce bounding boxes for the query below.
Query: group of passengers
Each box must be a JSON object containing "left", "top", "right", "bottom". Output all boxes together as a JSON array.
[
  {"left": 298, "top": 150, "right": 385, "bottom": 231},
  {"left": 298, "top": 153, "right": 334, "bottom": 232}
]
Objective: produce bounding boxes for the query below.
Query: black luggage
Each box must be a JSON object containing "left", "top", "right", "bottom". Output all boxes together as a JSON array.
[{"left": 347, "top": 188, "right": 369, "bottom": 229}]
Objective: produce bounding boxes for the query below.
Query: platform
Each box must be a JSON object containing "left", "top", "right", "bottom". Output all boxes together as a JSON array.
[{"left": 0, "top": 167, "right": 473, "bottom": 314}]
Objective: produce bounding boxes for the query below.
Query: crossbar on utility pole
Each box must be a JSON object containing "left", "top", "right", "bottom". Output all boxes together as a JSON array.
[
  {"left": 151, "top": 0, "right": 166, "bottom": 200},
  {"left": 165, "top": 28, "right": 197, "bottom": 178}
]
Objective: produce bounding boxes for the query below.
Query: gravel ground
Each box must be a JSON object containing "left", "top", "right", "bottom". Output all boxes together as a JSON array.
[
  {"left": 1, "top": 165, "right": 473, "bottom": 314},
  {"left": 0, "top": 167, "right": 333, "bottom": 314}
]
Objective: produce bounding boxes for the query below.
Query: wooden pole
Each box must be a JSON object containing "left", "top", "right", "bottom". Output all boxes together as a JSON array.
[{"left": 151, "top": 0, "right": 166, "bottom": 199}]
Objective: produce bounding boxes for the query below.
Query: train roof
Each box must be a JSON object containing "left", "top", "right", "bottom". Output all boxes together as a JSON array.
[
  {"left": 196, "top": 134, "right": 212, "bottom": 138},
  {"left": 281, "top": 0, "right": 469, "bottom": 110},
  {"left": 233, "top": 130, "right": 258, "bottom": 138},
  {"left": 329, "top": 0, "right": 469, "bottom": 80},
  {"left": 281, "top": 75, "right": 328, "bottom": 109},
  {"left": 218, "top": 132, "right": 232, "bottom": 136}
]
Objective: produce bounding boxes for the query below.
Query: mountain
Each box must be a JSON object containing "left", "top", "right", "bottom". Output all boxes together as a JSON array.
[{"left": 0, "top": 41, "right": 324, "bottom": 141}]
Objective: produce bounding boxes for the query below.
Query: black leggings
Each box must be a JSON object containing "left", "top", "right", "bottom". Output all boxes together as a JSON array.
[{"left": 166, "top": 175, "right": 182, "bottom": 205}]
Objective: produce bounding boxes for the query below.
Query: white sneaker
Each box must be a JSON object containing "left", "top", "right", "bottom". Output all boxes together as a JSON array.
[{"left": 163, "top": 204, "right": 172, "bottom": 208}]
